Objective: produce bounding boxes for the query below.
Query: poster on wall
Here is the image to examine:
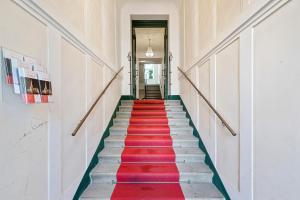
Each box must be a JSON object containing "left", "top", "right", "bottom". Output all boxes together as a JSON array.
[
  {"left": 1, "top": 47, "right": 53, "bottom": 104},
  {"left": 37, "top": 70, "right": 53, "bottom": 103},
  {"left": 18, "top": 67, "right": 41, "bottom": 104},
  {"left": 2, "top": 52, "right": 13, "bottom": 84},
  {"left": 2, "top": 48, "right": 24, "bottom": 94}
]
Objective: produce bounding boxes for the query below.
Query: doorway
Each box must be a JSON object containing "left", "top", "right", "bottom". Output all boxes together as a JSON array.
[{"left": 131, "top": 20, "right": 169, "bottom": 99}]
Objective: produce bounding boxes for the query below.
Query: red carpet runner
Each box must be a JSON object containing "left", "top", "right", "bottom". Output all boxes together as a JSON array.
[{"left": 111, "top": 100, "right": 185, "bottom": 200}]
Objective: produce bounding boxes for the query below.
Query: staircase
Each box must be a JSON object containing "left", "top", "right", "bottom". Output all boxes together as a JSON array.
[
  {"left": 80, "top": 100, "right": 224, "bottom": 200},
  {"left": 145, "top": 84, "right": 162, "bottom": 99}
]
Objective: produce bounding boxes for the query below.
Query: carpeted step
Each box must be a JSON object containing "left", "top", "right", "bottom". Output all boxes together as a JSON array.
[
  {"left": 131, "top": 111, "right": 167, "bottom": 117},
  {"left": 98, "top": 147, "right": 205, "bottom": 163},
  {"left": 127, "top": 125, "right": 170, "bottom": 135},
  {"left": 129, "top": 117, "right": 168, "bottom": 125},
  {"left": 132, "top": 105, "right": 166, "bottom": 110},
  {"left": 121, "top": 100, "right": 181, "bottom": 106},
  {"left": 134, "top": 100, "right": 164, "bottom": 104},
  {"left": 110, "top": 125, "right": 193, "bottom": 135},
  {"left": 105, "top": 134, "right": 198, "bottom": 148},
  {"left": 121, "top": 147, "right": 175, "bottom": 162},
  {"left": 111, "top": 183, "right": 185, "bottom": 200},
  {"left": 90, "top": 162, "right": 213, "bottom": 184},
  {"left": 116, "top": 163, "right": 180, "bottom": 182},
  {"left": 124, "top": 135, "right": 173, "bottom": 147},
  {"left": 119, "top": 105, "right": 184, "bottom": 112},
  {"left": 114, "top": 118, "right": 189, "bottom": 126},
  {"left": 116, "top": 111, "right": 187, "bottom": 119},
  {"left": 80, "top": 183, "right": 225, "bottom": 200}
]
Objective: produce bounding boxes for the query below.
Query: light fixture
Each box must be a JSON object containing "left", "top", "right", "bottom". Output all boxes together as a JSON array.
[{"left": 145, "top": 38, "right": 154, "bottom": 57}]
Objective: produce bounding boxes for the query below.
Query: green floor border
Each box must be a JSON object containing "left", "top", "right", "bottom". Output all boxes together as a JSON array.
[
  {"left": 167, "top": 95, "right": 231, "bottom": 200},
  {"left": 73, "top": 95, "right": 134, "bottom": 200}
]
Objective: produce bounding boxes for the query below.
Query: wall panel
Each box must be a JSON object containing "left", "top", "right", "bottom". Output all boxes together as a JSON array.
[
  {"left": 197, "top": 61, "right": 211, "bottom": 152},
  {"left": 86, "top": 58, "right": 104, "bottom": 162},
  {"left": 189, "top": 67, "right": 198, "bottom": 122},
  {"left": 0, "top": 0, "right": 121, "bottom": 199},
  {"left": 61, "top": 39, "right": 86, "bottom": 191},
  {"left": 216, "top": 39, "right": 240, "bottom": 193},
  {"left": 253, "top": 1, "right": 300, "bottom": 199},
  {"left": 0, "top": 1, "right": 48, "bottom": 199}
]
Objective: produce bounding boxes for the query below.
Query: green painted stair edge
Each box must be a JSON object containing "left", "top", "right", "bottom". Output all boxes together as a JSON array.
[
  {"left": 73, "top": 95, "right": 134, "bottom": 200},
  {"left": 167, "top": 95, "right": 231, "bottom": 200}
]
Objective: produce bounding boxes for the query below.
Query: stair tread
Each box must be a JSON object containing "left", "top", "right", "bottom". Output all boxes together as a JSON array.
[
  {"left": 92, "top": 162, "right": 212, "bottom": 175},
  {"left": 119, "top": 105, "right": 183, "bottom": 108},
  {"left": 80, "top": 183, "right": 224, "bottom": 200},
  {"left": 121, "top": 100, "right": 181, "bottom": 102},
  {"left": 114, "top": 118, "right": 189, "bottom": 122},
  {"left": 99, "top": 147, "right": 204, "bottom": 157},
  {"left": 116, "top": 111, "right": 185, "bottom": 114},
  {"left": 110, "top": 125, "right": 192, "bottom": 129},
  {"left": 106, "top": 134, "right": 198, "bottom": 141}
]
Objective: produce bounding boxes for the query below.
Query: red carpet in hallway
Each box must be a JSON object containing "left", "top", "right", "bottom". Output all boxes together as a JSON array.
[{"left": 111, "top": 100, "right": 184, "bottom": 200}]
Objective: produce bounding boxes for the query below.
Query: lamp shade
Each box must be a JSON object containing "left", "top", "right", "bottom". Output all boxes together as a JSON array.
[{"left": 145, "top": 39, "right": 154, "bottom": 57}]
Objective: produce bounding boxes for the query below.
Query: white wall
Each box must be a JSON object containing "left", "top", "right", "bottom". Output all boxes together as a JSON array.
[
  {"left": 179, "top": 0, "right": 300, "bottom": 200},
  {"left": 0, "top": 0, "right": 121, "bottom": 200},
  {"left": 117, "top": 0, "right": 181, "bottom": 96}
]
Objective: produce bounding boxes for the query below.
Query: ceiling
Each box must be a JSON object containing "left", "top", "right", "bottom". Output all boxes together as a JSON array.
[{"left": 135, "top": 28, "right": 165, "bottom": 58}]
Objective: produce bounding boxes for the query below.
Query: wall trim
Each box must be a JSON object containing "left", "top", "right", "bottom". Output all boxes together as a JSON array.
[
  {"left": 184, "top": 0, "right": 290, "bottom": 73},
  {"left": 12, "top": 0, "right": 117, "bottom": 73}
]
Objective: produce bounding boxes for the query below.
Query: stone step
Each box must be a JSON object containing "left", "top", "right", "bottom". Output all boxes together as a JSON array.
[
  {"left": 146, "top": 89, "right": 161, "bottom": 93},
  {"left": 121, "top": 100, "right": 181, "bottom": 106},
  {"left": 146, "top": 85, "right": 160, "bottom": 90},
  {"left": 121, "top": 99, "right": 181, "bottom": 103},
  {"left": 90, "top": 162, "right": 213, "bottom": 184},
  {"left": 113, "top": 118, "right": 190, "bottom": 126},
  {"left": 145, "top": 85, "right": 160, "bottom": 89},
  {"left": 104, "top": 134, "right": 199, "bottom": 148},
  {"left": 80, "top": 182, "right": 225, "bottom": 200},
  {"left": 118, "top": 105, "right": 184, "bottom": 112},
  {"left": 116, "top": 111, "right": 187, "bottom": 118},
  {"left": 145, "top": 95, "right": 162, "bottom": 98},
  {"left": 109, "top": 125, "right": 194, "bottom": 135},
  {"left": 98, "top": 147, "right": 205, "bottom": 164}
]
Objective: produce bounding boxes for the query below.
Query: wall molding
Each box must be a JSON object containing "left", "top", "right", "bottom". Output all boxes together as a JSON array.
[
  {"left": 12, "top": 0, "right": 117, "bottom": 73},
  {"left": 184, "top": 0, "right": 290, "bottom": 73}
]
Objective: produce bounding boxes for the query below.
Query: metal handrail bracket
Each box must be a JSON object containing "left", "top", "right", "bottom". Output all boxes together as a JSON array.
[
  {"left": 72, "top": 67, "right": 124, "bottom": 136},
  {"left": 178, "top": 67, "right": 237, "bottom": 136}
]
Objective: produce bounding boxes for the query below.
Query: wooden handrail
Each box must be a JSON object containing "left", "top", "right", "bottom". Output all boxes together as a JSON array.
[
  {"left": 178, "top": 67, "right": 237, "bottom": 136},
  {"left": 72, "top": 67, "right": 124, "bottom": 136}
]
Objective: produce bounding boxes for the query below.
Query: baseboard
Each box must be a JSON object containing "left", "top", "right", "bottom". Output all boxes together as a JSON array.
[
  {"left": 63, "top": 172, "right": 85, "bottom": 200},
  {"left": 120, "top": 95, "right": 135, "bottom": 100},
  {"left": 167, "top": 95, "right": 231, "bottom": 200}
]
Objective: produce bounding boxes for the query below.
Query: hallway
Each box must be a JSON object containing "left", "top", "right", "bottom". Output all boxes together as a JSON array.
[{"left": 0, "top": 0, "right": 300, "bottom": 200}]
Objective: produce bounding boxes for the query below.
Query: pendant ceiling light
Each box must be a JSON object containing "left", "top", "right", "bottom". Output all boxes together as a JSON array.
[{"left": 145, "top": 38, "right": 154, "bottom": 58}]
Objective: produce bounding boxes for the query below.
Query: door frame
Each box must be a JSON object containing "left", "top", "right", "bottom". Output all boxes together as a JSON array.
[{"left": 131, "top": 20, "right": 169, "bottom": 99}]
